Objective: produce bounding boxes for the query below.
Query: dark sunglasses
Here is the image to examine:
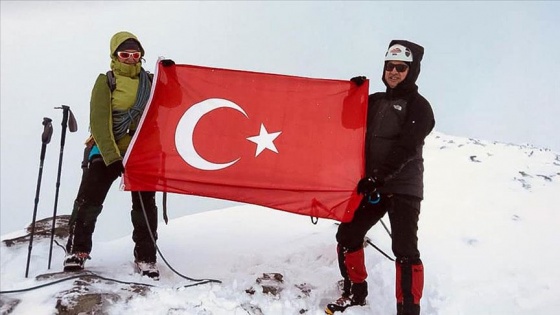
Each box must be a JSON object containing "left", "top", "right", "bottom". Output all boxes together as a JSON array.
[
  {"left": 385, "top": 62, "right": 409, "bottom": 73},
  {"left": 117, "top": 51, "right": 141, "bottom": 59}
]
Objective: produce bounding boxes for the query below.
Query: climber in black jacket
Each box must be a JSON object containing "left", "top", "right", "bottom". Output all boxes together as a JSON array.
[{"left": 327, "top": 40, "right": 435, "bottom": 315}]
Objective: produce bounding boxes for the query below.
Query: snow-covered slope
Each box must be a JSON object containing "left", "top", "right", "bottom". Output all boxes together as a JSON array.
[{"left": 1, "top": 132, "right": 559, "bottom": 314}]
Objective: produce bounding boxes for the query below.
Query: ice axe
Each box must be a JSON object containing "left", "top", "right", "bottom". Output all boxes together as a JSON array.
[
  {"left": 47, "top": 105, "right": 78, "bottom": 269},
  {"left": 25, "top": 117, "right": 53, "bottom": 278}
]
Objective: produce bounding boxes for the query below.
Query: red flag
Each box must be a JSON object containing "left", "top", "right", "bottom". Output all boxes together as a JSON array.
[{"left": 124, "top": 60, "right": 368, "bottom": 222}]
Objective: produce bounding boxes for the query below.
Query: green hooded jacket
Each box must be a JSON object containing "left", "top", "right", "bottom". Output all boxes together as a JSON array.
[{"left": 89, "top": 31, "right": 147, "bottom": 166}]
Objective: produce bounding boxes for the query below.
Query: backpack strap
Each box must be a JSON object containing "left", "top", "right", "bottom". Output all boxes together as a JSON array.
[{"left": 106, "top": 70, "right": 116, "bottom": 92}]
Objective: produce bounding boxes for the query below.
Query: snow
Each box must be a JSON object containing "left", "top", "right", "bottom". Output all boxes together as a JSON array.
[{"left": 1, "top": 132, "right": 560, "bottom": 314}]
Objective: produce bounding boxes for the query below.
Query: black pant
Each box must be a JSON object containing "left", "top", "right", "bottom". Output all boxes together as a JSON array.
[
  {"left": 336, "top": 194, "right": 420, "bottom": 259},
  {"left": 336, "top": 194, "right": 424, "bottom": 314},
  {"left": 66, "top": 155, "right": 158, "bottom": 262}
]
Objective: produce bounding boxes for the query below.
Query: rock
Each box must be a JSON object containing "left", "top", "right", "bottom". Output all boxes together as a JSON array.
[
  {"left": 3, "top": 215, "right": 71, "bottom": 247},
  {"left": 0, "top": 296, "right": 20, "bottom": 314},
  {"left": 240, "top": 302, "right": 264, "bottom": 315},
  {"left": 51, "top": 271, "right": 151, "bottom": 314},
  {"left": 56, "top": 292, "right": 120, "bottom": 315},
  {"left": 256, "top": 272, "right": 284, "bottom": 296}
]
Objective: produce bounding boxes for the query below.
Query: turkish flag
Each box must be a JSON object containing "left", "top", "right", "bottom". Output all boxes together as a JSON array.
[{"left": 123, "top": 60, "right": 368, "bottom": 222}]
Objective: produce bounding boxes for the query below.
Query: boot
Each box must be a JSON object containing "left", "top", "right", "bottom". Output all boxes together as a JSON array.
[
  {"left": 325, "top": 281, "right": 367, "bottom": 314},
  {"left": 325, "top": 295, "right": 355, "bottom": 314},
  {"left": 397, "top": 303, "right": 420, "bottom": 315},
  {"left": 351, "top": 281, "right": 368, "bottom": 305},
  {"left": 134, "top": 260, "right": 160, "bottom": 280},
  {"left": 396, "top": 257, "right": 423, "bottom": 315},
  {"left": 63, "top": 252, "right": 90, "bottom": 271}
]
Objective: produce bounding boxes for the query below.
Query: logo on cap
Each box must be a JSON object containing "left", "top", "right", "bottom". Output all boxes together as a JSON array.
[{"left": 385, "top": 44, "right": 413, "bottom": 62}]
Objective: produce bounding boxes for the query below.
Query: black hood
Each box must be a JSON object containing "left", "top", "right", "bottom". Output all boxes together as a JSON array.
[{"left": 382, "top": 40, "right": 424, "bottom": 98}]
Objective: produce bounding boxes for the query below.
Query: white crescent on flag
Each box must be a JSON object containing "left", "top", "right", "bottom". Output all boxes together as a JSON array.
[
  {"left": 175, "top": 98, "right": 248, "bottom": 171},
  {"left": 124, "top": 62, "right": 368, "bottom": 222}
]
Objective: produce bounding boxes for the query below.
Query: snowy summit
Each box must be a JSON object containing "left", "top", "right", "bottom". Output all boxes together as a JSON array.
[{"left": 1, "top": 132, "right": 559, "bottom": 314}]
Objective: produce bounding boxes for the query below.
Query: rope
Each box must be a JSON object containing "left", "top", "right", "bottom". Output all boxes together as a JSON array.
[
  {"left": 0, "top": 270, "right": 217, "bottom": 294},
  {"left": 0, "top": 272, "right": 155, "bottom": 294},
  {"left": 0, "top": 201, "right": 221, "bottom": 295},
  {"left": 111, "top": 69, "right": 151, "bottom": 141},
  {"left": 136, "top": 192, "right": 222, "bottom": 285}
]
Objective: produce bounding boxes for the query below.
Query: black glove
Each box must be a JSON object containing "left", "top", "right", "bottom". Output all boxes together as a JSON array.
[
  {"left": 357, "top": 176, "right": 383, "bottom": 195},
  {"left": 107, "top": 160, "right": 124, "bottom": 178},
  {"left": 350, "top": 76, "right": 367, "bottom": 87},
  {"left": 161, "top": 59, "right": 175, "bottom": 67}
]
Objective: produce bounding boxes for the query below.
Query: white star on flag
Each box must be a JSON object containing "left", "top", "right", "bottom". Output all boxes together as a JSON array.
[{"left": 246, "top": 123, "right": 282, "bottom": 157}]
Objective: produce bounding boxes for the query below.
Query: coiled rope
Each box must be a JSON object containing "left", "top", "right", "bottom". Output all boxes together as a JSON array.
[{"left": 111, "top": 69, "right": 151, "bottom": 141}]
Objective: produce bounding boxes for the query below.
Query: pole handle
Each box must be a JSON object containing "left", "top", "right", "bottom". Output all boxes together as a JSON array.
[
  {"left": 41, "top": 117, "right": 53, "bottom": 144},
  {"left": 55, "top": 105, "right": 78, "bottom": 132}
]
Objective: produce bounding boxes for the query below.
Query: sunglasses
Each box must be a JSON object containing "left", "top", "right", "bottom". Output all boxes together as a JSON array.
[
  {"left": 385, "top": 62, "right": 409, "bottom": 73},
  {"left": 117, "top": 51, "right": 141, "bottom": 59}
]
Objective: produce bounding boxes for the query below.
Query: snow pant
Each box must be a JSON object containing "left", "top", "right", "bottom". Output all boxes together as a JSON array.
[
  {"left": 66, "top": 154, "right": 158, "bottom": 262},
  {"left": 336, "top": 194, "right": 424, "bottom": 315},
  {"left": 68, "top": 145, "right": 92, "bottom": 231}
]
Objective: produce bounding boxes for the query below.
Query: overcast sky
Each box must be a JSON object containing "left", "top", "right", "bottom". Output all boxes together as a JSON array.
[{"left": 2, "top": 1, "right": 559, "bottom": 235}]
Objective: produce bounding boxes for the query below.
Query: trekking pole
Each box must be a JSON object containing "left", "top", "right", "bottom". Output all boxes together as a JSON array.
[
  {"left": 25, "top": 117, "right": 53, "bottom": 278},
  {"left": 380, "top": 218, "right": 392, "bottom": 238},
  {"left": 365, "top": 238, "right": 395, "bottom": 261},
  {"left": 47, "top": 105, "right": 78, "bottom": 269}
]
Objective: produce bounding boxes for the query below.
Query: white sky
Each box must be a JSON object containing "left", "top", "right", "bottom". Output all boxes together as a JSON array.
[{"left": 1, "top": 1, "right": 560, "bottom": 235}]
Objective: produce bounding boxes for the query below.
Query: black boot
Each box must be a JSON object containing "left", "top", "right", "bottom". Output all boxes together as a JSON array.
[
  {"left": 397, "top": 303, "right": 420, "bottom": 315},
  {"left": 396, "top": 257, "right": 423, "bottom": 315},
  {"left": 325, "top": 296, "right": 354, "bottom": 314},
  {"left": 351, "top": 281, "right": 368, "bottom": 305},
  {"left": 325, "top": 281, "right": 367, "bottom": 314},
  {"left": 63, "top": 252, "right": 91, "bottom": 271}
]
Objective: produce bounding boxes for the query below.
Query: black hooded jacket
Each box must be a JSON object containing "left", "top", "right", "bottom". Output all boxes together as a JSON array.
[{"left": 365, "top": 40, "right": 435, "bottom": 199}]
